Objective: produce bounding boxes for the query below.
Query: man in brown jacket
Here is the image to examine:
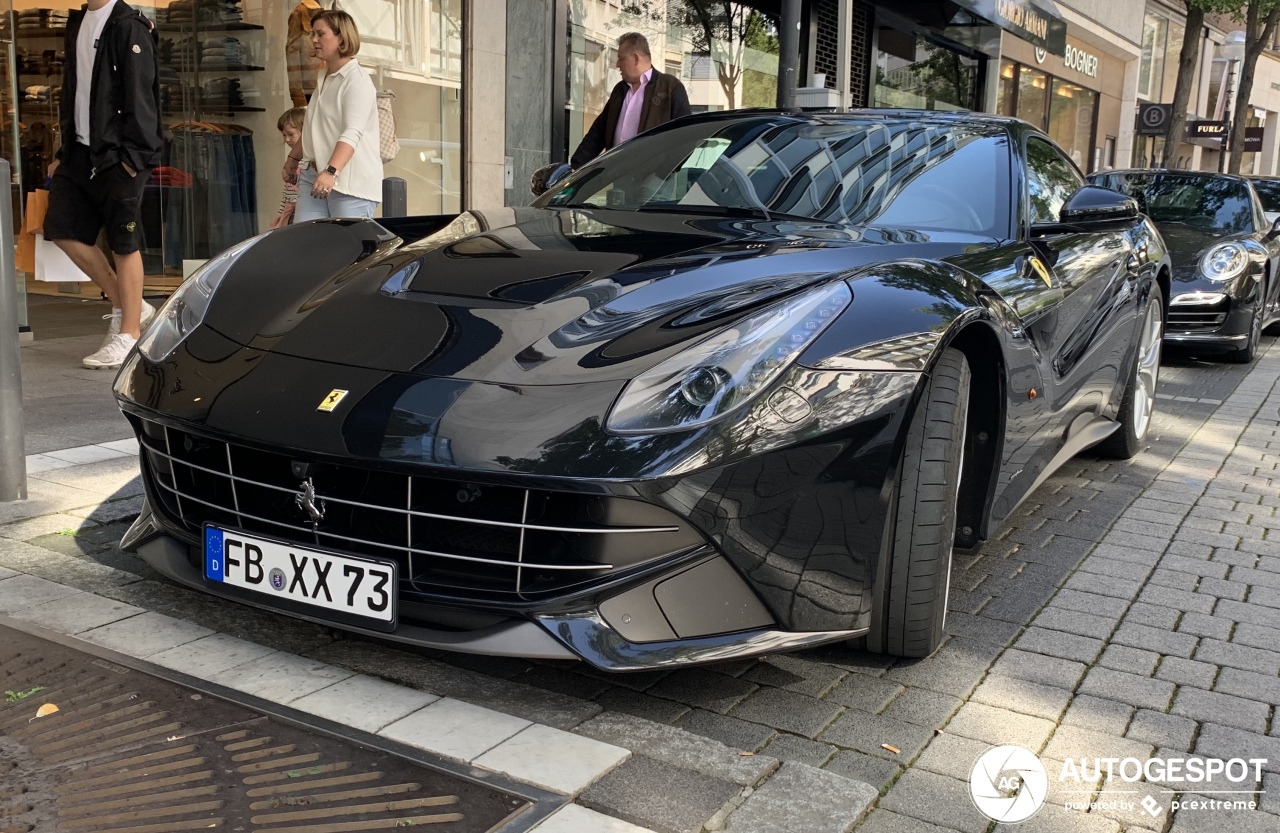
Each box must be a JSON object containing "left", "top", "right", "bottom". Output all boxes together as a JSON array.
[{"left": 570, "top": 32, "right": 691, "bottom": 167}]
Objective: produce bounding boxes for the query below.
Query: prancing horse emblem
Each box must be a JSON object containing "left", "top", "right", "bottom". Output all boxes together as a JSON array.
[{"left": 294, "top": 478, "right": 326, "bottom": 525}]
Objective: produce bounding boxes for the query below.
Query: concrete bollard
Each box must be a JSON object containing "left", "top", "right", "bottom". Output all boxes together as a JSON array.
[{"left": 383, "top": 177, "right": 407, "bottom": 218}]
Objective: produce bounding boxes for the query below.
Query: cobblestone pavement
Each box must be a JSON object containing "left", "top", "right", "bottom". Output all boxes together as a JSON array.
[{"left": 7, "top": 300, "right": 1280, "bottom": 832}]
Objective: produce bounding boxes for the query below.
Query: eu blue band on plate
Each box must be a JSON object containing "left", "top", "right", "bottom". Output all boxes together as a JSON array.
[{"left": 206, "top": 526, "right": 224, "bottom": 581}]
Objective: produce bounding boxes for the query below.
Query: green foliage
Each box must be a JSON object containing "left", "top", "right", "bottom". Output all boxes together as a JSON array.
[{"left": 5, "top": 685, "right": 45, "bottom": 702}]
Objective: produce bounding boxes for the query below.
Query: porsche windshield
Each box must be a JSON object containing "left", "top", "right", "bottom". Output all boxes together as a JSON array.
[
  {"left": 1096, "top": 173, "right": 1255, "bottom": 233},
  {"left": 1252, "top": 178, "right": 1280, "bottom": 213},
  {"left": 540, "top": 118, "right": 1009, "bottom": 236}
]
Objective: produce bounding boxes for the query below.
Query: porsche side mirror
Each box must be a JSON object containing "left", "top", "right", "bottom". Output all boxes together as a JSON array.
[
  {"left": 1058, "top": 186, "right": 1139, "bottom": 227},
  {"left": 1267, "top": 215, "right": 1280, "bottom": 240},
  {"left": 531, "top": 163, "right": 574, "bottom": 197}
]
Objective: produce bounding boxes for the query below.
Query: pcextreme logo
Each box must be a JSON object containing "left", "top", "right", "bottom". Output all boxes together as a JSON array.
[{"left": 968, "top": 745, "right": 1268, "bottom": 823}]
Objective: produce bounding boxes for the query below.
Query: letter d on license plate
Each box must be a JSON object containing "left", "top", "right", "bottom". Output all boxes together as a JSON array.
[{"left": 205, "top": 526, "right": 396, "bottom": 626}]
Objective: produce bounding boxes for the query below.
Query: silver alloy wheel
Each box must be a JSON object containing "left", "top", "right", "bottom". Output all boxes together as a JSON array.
[{"left": 1133, "top": 295, "right": 1163, "bottom": 440}]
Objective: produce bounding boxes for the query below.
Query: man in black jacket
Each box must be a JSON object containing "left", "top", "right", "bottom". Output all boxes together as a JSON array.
[
  {"left": 45, "top": 0, "right": 164, "bottom": 369},
  {"left": 570, "top": 32, "right": 691, "bottom": 168}
]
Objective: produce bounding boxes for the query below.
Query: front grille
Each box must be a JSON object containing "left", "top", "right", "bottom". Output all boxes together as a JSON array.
[
  {"left": 131, "top": 416, "right": 702, "bottom": 601},
  {"left": 1167, "top": 309, "right": 1228, "bottom": 331}
]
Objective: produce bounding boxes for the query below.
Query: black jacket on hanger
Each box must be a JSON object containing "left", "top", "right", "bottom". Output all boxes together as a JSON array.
[{"left": 57, "top": 1, "right": 164, "bottom": 174}]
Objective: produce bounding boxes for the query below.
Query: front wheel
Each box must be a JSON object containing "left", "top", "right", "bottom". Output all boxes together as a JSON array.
[
  {"left": 1226, "top": 287, "right": 1265, "bottom": 364},
  {"left": 866, "top": 348, "right": 970, "bottom": 658},
  {"left": 1100, "top": 292, "right": 1163, "bottom": 459}
]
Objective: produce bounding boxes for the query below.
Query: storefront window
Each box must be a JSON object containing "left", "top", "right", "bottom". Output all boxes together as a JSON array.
[
  {"left": 8, "top": 0, "right": 463, "bottom": 294},
  {"left": 997, "top": 59, "right": 1016, "bottom": 116},
  {"left": 873, "top": 25, "right": 979, "bottom": 111},
  {"left": 1138, "top": 11, "right": 1185, "bottom": 105},
  {"left": 997, "top": 61, "right": 1098, "bottom": 173},
  {"left": 1048, "top": 79, "right": 1097, "bottom": 170},
  {"left": 568, "top": 1, "right": 778, "bottom": 159},
  {"left": 1016, "top": 65, "right": 1048, "bottom": 128},
  {"left": 1139, "top": 12, "right": 1167, "bottom": 100}
]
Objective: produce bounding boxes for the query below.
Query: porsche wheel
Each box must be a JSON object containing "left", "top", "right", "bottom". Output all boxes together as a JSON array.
[
  {"left": 870, "top": 347, "right": 970, "bottom": 658},
  {"left": 1227, "top": 285, "right": 1265, "bottom": 364},
  {"left": 1100, "top": 292, "right": 1162, "bottom": 459}
]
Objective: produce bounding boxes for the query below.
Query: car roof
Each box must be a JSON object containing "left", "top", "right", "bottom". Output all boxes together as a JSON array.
[
  {"left": 669, "top": 107, "right": 1033, "bottom": 135},
  {"left": 1094, "top": 168, "right": 1252, "bottom": 185}
]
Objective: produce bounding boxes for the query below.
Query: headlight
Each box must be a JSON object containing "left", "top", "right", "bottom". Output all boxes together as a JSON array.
[
  {"left": 1199, "top": 242, "right": 1249, "bottom": 282},
  {"left": 138, "top": 236, "right": 261, "bottom": 361},
  {"left": 606, "top": 281, "right": 852, "bottom": 434}
]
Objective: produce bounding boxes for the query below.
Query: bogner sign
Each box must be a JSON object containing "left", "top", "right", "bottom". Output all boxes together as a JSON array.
[
  {"left": 1036, "top": 43, "right": 1100, "bottom": 78},
  {"left": 1064, "top": 44, "right": 1099, "bottom": 77}
]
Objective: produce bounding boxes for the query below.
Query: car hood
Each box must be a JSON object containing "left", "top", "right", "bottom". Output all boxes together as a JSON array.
[
  {"left": 202, "top": 208, "right": 993, "bottom": 385},
  {"left": 1153, "top": 222, "right": 1251, "bottom": 284}
]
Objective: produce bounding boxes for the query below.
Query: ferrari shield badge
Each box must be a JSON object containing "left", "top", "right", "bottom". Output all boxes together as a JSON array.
[
  {"left": 317, "top": 389, "right": 348, "bottom": 412},
  {"left": 1029, "top": 257, "right": 1053, "bottom": 289}
]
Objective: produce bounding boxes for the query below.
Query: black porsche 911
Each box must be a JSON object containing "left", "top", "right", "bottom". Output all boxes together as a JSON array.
[
  {"left": 116, "top": 110, "right": 1169, "bottom": 670},
  {"left": 1089, "top": 169, "right": 1280, "bottom": 362}
]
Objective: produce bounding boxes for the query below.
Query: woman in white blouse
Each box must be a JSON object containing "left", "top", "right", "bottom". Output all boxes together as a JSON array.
[{"left": 283, "top": 10, "right": 382, "bottom": 220}]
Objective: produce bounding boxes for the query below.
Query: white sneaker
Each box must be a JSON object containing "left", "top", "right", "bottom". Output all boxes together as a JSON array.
[
  {"left": 100, "top": 301, "right": 157, "bottom": 347},
  {"left": 83, "top": 333, "right": 138, "bottom": 369}
]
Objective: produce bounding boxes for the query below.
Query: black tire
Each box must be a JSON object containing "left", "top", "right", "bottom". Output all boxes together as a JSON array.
[
  {"left": 1100, "top": 292, "right": 1162, "bottom": 459},
  {"left": 869, "top": 347, "right": 970, "bottom": 658},
  {"left": 1227, "top": 285, "right": 1265, "bottom": 364}
]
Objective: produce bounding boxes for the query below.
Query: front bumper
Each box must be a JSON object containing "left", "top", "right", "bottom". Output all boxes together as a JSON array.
[
  {"left": 127, "top": 506, "right": 862, "bottom": 671},
  {"left": 1164, "top": 298, "right": 1254, "bottom": 351},
  {"left": 114, "top": 338, "right": 913, "bottom": 669}
]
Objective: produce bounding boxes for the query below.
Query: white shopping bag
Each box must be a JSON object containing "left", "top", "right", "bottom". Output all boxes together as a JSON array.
[{"left": 34, "top": 233, "right": 92, "bottom": 282}]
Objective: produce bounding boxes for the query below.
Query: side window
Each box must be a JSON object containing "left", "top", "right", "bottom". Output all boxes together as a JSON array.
[{"left": 1025, "top": 138, "right": 1083, "bottom": 225}]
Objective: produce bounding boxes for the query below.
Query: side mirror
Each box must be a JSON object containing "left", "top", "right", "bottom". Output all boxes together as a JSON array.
[
  {"left": 531, "top": 163, "right": 573, "bottom": 197},
  {"left": 1057, "top": 185, "right": 1139, "bottom": 226},
  {"left": 1267, "top": 215, "right": 1280, "bottom": 240}
]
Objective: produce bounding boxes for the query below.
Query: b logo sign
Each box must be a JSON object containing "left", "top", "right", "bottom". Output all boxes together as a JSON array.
[
  {"left": 1138, "top": 103, "right": 1171, "bottom": 136},
  {"left": 969, "top": 745, "right": 1049, "bottom": 823}
]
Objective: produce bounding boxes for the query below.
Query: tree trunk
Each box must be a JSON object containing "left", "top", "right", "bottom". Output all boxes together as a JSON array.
[
  {"left": 1161, "top": 7, "right": 1206, "bottom": 169},
  {"left": 1228, "top": 4, "right": 1279, "bottom": 173},
  {"left": 718, "top": 64, "right": 738, "bottom": 108}
]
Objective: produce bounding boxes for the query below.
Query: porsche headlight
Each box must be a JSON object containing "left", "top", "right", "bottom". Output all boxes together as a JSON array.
[
  {"left": 138, "top": 236, "right": 261, "bottom": 361},
  {"left": 606, "top": 281, "right": 852, "bottom": 434},
  {"left": 1199, "top": 242, "right": 1249, "bottom": 282}
]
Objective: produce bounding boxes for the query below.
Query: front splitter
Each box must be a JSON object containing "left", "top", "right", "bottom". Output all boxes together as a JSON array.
[{"left": 0, "top": 620, "right": 563, "bottom": 833}]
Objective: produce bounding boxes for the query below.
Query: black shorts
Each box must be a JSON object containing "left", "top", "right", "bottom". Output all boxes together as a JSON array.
[{"left": 44, "top": 144, "right": 149, "bottom": 255}]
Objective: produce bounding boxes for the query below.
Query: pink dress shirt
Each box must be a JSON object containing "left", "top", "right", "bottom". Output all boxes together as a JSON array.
[{"left": 614, "top": 68, "right": 653, "bottom": 147}]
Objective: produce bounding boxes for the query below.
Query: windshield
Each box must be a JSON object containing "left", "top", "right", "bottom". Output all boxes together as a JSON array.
[
  {"left": 1252, "top": 179, "right": 1280, "bottom": 213},
  {"left": 1095, "top": 173, "right": 1255, "bottom": 233},
  {"left": 539, "top": 117, "right": 1010, "bottom": 236}
]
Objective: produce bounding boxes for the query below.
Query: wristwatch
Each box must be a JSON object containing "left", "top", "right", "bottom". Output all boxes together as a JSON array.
[{"left": 324, "top": 165, "right": 338, "bottom": 176}]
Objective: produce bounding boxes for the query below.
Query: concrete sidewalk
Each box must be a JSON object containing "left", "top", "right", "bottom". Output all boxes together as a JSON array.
[{"left": 7, "top": 295, "right": 1280, "bottom": 833}]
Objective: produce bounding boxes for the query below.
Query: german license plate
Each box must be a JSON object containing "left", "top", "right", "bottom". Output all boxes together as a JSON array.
[{"left": 204, "top": 526, "right": 396, "bottom": 626}]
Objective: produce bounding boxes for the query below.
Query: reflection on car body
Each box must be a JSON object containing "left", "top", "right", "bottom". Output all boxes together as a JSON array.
[
  {"left": 1090, "top": 169, "right": 1280, "bottom": 362},
  {"left": 115, "top": 110, "right": 1170, "bottom": 670}
]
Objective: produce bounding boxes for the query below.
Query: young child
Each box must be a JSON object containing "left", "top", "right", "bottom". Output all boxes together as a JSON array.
[{"left": 270, "top": 107, "right": 306, "bottom": 229}]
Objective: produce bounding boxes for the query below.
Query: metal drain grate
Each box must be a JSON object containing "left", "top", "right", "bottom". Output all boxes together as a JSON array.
[{"left": 0, "top": 625, "right": 533, "bottom": 833}]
